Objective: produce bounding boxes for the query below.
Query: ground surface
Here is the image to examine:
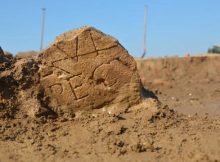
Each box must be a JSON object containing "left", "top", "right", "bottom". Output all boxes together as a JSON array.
[
  {"left": 0, "top": 54, "right": 220, "bottom": 162},
  {"left": 137, "top": 54, "right": 220, "bottom": 117}
]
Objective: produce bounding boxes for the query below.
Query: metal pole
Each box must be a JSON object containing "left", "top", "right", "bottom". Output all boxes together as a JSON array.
[
  {"left": 141, "top": 5, "right": 147, "bottom": 58},
  {"left": 40, "top": 8, "right": 46, "bottom": 51}
]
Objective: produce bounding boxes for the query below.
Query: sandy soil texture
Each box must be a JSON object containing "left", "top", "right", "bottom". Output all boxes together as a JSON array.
[
  {"left": 0, "top": 99, "right": 219, "bottom": 162},
  {"left": 137, "top": 55, "right": 220, "bottom": 116},
  {"left": 1, "top": 36, "right": 220, "bottom": 162}
]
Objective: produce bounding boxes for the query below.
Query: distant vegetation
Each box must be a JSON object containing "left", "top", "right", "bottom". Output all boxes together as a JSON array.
[{"left": 208, "top": 45, "right": 220, "bottom": 54}]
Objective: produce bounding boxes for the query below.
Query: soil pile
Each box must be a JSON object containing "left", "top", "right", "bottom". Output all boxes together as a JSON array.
[
  {"left": 137, "top": 55, "right": 220, "bottom": 86},
  {"left": 0, "top": 97, "right": 219, "bottom": 162},
  {"left": 0, "top": 46, "right": 17, "bottom": 118},
  {"left": 0, "top": 46, "right": 40, "bottom": 119},
  {"left": 137, "top": 55, "right": 220, "bottom": 115},
  {"left": 0, "top": 30, "right": 220, "bottom": 162}
]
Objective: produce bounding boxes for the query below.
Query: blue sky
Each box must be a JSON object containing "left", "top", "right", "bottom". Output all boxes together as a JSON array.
[{"left": 0, "top": 0, "right": 220, "bottom": 57}]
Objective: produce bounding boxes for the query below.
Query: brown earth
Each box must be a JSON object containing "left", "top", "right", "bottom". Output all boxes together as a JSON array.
[
  {"left": 1, "top": 99, "right": 219, "bottom": 162},
  {"left": 137, "top": 54, "right": 220, "bottom": 116},
  {"left": 0, "top": 28, "right": 220, "bottom": 162}
]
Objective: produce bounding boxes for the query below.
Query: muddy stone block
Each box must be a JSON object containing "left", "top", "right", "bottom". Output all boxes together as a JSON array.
[{"left": 39, "top": 26, "right": 143, "bottom": 116}]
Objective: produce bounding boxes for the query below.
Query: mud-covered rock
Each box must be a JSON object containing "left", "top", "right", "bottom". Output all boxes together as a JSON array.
[
  {"left": 0, "top": 27, "right": 153, "bottom": 118},
  {"left": 39, "top": 26, "right": 142, "bottom": 115}
]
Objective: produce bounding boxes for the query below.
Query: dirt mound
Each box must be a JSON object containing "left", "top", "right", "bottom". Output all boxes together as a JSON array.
[
  {"left": 39, "top": 26, "right": 142, "bottom": 116},
  {"left": 15, "top": 51, "right": 39, "bottom": 59},
  {"left": 1, "top": 31, "right": 220, "bottom": 162},
  {"left": 0, "top": 47, "right": 17, "bottom": 118},
  {"left": 0, "top": 98, "right": 219, "bottom": 162},
  {"left": 0, "top": 46, "right": 14, "bottom": 70},
  {"left": 137, "top": 55, "right": 220, "bottom": 116},
  {"left": 137, "top": 55, "right": 220, "bottom": 86},
  {"left": 0, "top": 46, "right": 51, "bottom": 119}
]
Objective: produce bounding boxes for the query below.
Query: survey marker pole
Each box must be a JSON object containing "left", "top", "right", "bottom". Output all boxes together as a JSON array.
[
  {"left": 141, "top": 5, "right": 147, "bottom": 58},
  {"left": 40, "top": 8, "right": 46, "bottom": 51}
]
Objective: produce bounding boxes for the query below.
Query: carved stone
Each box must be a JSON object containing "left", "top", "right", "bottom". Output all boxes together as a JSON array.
[{"left": 39, "top": 26, "right": 141, "bottom": 115}]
